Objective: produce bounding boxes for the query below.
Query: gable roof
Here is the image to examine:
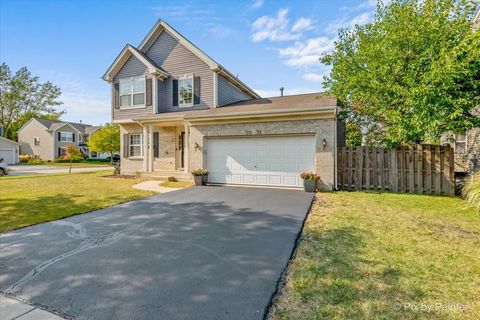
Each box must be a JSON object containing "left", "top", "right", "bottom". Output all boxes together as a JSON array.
[
  {"left": 104, "top": 19, "right": 260, "bottom": 99},
  {"left": 19, "top": 118, "right": 94, "bottom": 134},
  {"left": 0, "top": 136, "right": 20, "bottom": 145},
  {"left": 102, "top": 44, "right": 170, "bottom": 82}
]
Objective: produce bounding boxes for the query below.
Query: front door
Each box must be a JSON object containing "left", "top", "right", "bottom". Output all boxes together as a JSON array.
[{"left": 176, "top": 130, "right": 185, "bottom": 169}]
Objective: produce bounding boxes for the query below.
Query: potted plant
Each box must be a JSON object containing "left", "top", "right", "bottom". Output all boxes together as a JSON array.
[
  {"left": 300, "top": 172, "right": 320, "bottom": 192},
  {"left": 192, "top": 169, "right": 208, "bottom": 186}
]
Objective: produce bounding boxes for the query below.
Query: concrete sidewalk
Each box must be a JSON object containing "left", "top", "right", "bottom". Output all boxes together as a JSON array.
[{"left": 0, "top": 295, "right": 64, "bottom": 320}]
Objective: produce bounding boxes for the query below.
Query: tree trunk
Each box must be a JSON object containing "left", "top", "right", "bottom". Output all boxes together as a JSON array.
[{"left": 69, "top": 159, "right": 72, "bottom": 174}]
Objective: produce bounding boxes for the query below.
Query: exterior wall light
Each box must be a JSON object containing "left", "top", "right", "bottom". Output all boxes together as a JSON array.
[
  {"left": 194, "top": 142, "right": 200, "bottom": 151},
  {"left": 322, "top": 138, "right": 327, "bottom": 150}
]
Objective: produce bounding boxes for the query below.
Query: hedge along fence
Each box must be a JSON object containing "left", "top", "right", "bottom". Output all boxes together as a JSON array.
[{"left": 337, "top": 145, "right": 455, "bottom": 196}]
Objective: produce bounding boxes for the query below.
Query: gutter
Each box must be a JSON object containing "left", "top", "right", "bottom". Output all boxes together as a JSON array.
[{"left": 185, "top": 106, "right": 337, "bottom": 121}]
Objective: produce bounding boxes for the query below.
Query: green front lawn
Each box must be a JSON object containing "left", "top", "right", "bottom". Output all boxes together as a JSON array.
[
  {"left": 269, "top": 192, "right": 480, "bottom": 320},
  {"left": 0, "top": 171, "right": 153, "bottom": 233},
  {"left": 44, "top": 160, "right": 112, "bottom": 167}
]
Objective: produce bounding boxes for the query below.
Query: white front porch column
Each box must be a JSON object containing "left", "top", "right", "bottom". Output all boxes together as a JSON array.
[
  {"left": 148, "top": 125, "right": 154, "bottom": 172},
  {"left": 142, "top": 125, "right": 148, "bottom": 172},
  {"left": 184, "top": 122, "right": 190, "bottom": 173}
]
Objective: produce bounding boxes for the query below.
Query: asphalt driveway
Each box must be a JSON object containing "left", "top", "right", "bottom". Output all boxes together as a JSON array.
[{"left": 0, "top": 186, "right": 314, "bottom": 320}]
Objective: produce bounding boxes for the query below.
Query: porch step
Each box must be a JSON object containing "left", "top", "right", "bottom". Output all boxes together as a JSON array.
[{"left": 136, "top": 171, "right": 193, "bottom": 181}]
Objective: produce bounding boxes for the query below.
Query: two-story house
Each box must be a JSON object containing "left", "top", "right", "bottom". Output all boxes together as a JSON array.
[
  {"left": 18, "top": 118, "right": 106, "bottom": 161},
  {"left": 102, "top": 20, "right": 342, "bottom": 190}
]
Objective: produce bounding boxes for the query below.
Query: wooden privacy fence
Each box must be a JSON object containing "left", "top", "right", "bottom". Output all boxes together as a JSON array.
[{"left": 337, "top": 145, "right": 455, "bottom": 196}]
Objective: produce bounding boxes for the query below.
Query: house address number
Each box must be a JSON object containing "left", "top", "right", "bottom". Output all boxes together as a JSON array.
[{"left": 245, "top": 130, "right": 262, "bottom": 135}]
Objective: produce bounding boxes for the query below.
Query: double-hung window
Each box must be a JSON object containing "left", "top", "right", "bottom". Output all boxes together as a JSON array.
[
  {"left": 129, "top": 134, "right": 143, "bottom": 157},
  {"left": 454, "top": 132, "right": 467, "bottom": 154},
  {"left": 60, "top": 132, "right": 74, "bottom": 142},
  {"left": 178, "top": 74, "right": 193, "bottom": 107},
  {"left": 120, "top": 77, "right": 145, "bottom": 108}
]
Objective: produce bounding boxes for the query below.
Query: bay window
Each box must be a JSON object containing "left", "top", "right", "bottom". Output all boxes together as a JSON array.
[{"left": 120, "top": 77, "right": 145, "bottom": 108}]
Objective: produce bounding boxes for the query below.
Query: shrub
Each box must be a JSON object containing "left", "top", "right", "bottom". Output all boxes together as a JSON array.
[
  {"left": 167, "top": 176, "right": 177, "bottom": 182},
  {"left": 191, "top": 169, "right": 208, "bottom": 176},
  {"left": 19, "top": 154, "right": 31, "bottom": 163},
  {"left": 27, "top": 158, "right": 45, "bottom": 165},
  {"left": 300, "top": 172, "right": 320, "bottom": 181},
  {"left": 462, "top": 172, "right": 480, "bottom": 210}
]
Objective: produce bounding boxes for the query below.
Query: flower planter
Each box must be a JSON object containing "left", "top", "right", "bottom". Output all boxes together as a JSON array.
[
  {"left": 303, "top": 179, "right": 317, "bottom": 192},
  {"left": 202, "top": 174, "right": 208, "bottom": 185},
  {"left": 193, "top": 175, "right": 203, "bottom": 186}
]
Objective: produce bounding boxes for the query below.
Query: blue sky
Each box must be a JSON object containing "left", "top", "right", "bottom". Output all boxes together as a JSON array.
[{"left": 0, "top": 0, "right": 377, "bottom": 125}]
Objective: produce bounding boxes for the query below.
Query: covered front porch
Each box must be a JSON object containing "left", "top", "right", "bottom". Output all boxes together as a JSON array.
[{"left": 134, "top": 120, "right": 192, "bottom": 180}]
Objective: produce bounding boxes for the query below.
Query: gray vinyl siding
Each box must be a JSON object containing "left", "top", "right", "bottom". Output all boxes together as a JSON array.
[
  {"left": 114, "top": 55, "right": 149, "bottom": 80},
  {"left": 145, "top": 31, "right": 213, "bottom": 112},
  {"left": 112, "top": 55, "right": 154, "bottom": 120},
  {"left": 157, "top": 79, "right": 164, "bottom": 113},
  {"left": 217, "top": 74, "right": 252, "bottom": 106}
]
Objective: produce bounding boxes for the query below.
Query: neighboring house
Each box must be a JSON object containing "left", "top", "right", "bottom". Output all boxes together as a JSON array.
[
  {"left": 0, "top": 134, "right": 20, "bottom": 164},
  {"left": 102, "top": 20, "right": 343, "bottom": 190},
  {"left": 440, "top": 7, "right": 480, "bottom": 175},
  {"left": 18, "top": 118, "right": 108, "bottom": 161}
]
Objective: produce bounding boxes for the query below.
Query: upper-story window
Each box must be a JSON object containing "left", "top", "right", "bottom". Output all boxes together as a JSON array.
[
  {"left": 59, "top": 132, "right": 74, "bottom": 142},
  {"left": 178, "top": 74, "right": 193, "bottom": 107},
  {"left": 119, "top": 77, "right": 145, "bottom": 108},
  {"left": 454, "top": 132, "right": 467, "bottom": 154}
]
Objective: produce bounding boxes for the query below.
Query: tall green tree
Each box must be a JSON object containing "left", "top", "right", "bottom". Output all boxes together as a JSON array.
[
  {"left": 0, "top": 63, "right": 64, "bottom": 140},
  {"left": 322, "top": 0, "right": 480, "bottom": 146},
  {"left": 87, "top": 123, "right": 120, "bottom": 163}
]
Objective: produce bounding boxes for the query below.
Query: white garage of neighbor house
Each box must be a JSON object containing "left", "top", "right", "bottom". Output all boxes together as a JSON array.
[{"left": 0, "top": 136, "right": 20, "bottom": 165}]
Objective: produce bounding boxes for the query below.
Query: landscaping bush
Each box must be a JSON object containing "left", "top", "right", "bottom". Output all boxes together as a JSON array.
[
  {"left": 27, "top": 158, "right": 45, "bottom": 165},
  {"left": 462, "top": 172, "right": 480, "bottom": 211},
  {"left": 19, "top": 154, "right": 31, "bottom": 163}
]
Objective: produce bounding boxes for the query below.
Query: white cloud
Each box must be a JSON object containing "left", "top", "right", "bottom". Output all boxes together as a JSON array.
[
  {"left": 302, "top": 73, "right": 324, "bottom": 82},
  {"left": 278, "top": 37, "right": 335, "bottom": 67},
  {"left": 251, "top": 8, "right": 313, "bottom": 42},
  {"left": 251, "top": 0, "right": 264, "bottom": 9},
  {"left": 291, "top": 17, "right": 313, "bottom": 33},
  {"left": 325, "top": 12, "right": 372, "bottom": 34}
]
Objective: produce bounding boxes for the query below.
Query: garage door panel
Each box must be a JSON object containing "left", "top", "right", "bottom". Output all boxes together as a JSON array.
[
  {"left": 206, "top": 136, "right": 315, "bottom": 187},
  {"left": 0, "top": 149, "right": 15, "bottom": 165}
]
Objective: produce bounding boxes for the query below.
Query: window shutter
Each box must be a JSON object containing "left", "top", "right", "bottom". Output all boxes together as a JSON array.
[
  {"left": 172, "top": 79, "right": 178, "bottom": 106},
  {"left": 194, "top": 76, "right": 200, "bottom": 105},
  {"left": 153, "top": 132, "right": 159, "bottom": 158},
  {"left": 58, "top": 132, "right": 61, "bottom": 141},
  {"left": 72, "top": 133, "right": 75, "bottom": 142},
  {"left": 123, "top": 134, "right": 129, "bottom": 158},
  {"left": 146, "top": 78, "right": 152, "bottom": 106},
  {"left": 113, "top": 83, "right": 120, "bottom": 109},
  {"left": 58, "top": 148, "right": 61, "bottom": 157}
]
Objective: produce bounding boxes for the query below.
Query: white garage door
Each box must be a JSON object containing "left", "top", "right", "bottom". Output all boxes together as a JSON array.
[
  {"left": 205, "top": 135, "right": 316, "bottom": 187},
  {"left": 0, "top": 149, "right": 15, "bottom": 165}
]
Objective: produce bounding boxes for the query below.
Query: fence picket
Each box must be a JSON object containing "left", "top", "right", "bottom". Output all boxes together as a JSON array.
[{"left": 337, "top": 144, "right": 454, "bottom": 196}]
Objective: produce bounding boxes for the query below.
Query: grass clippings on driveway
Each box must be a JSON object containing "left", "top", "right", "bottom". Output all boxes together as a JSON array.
[
  {"left": 0, "top": 171, "right": 154, "bottom": 233},
  {"left": 269, "top": 192, "right": 480, "bottom": 320}
]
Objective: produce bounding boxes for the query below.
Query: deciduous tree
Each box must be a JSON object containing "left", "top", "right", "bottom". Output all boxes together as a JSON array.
[
  {"left": 87, "top": 123, "right": 120, "bottom": 163},
  {"left": 322, "top": 0, "right": 479, "bottom": 146}
]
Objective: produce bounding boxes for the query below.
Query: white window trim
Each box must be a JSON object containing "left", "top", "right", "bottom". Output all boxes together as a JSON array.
[
  {"left": 178, "top": 74, "right": 194, "bottom": 108},
  {"left": 59, "top": 131, "right": 74, "bottom": 142},
  {"left": 119, "top": 77, "right": 146, "bottom": 110},
  {"left": 129, "top": 134, "right": 143, "bottom": 158},
  {"left": 454, "top": 132, "right": 467, "bottom": 154}
]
